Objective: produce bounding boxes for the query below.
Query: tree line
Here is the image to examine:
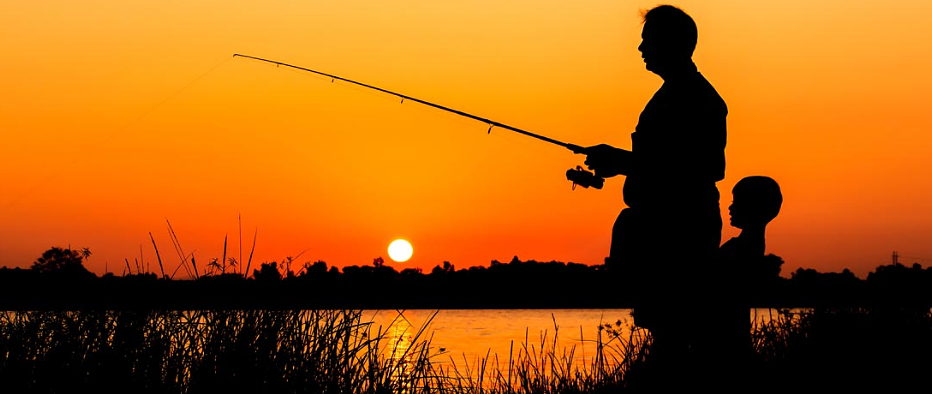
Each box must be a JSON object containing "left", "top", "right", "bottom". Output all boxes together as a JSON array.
[{"left": 0, "top": 246, "right": 930, "bottom": 310}]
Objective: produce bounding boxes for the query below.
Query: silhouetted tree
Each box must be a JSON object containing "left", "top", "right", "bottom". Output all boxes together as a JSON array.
[
  {"left": 299, "top": 261, "right": 328, "bottom": 277},
  {"left": 253, "top": 262, "right": 282, "bottom": 282},
  {"left": 80, "top": 247, "right": 92, "bottom": 262},
  {"left": 760, "top": 253, "right": 785, "bottom": 278},
  {"left": 867, "top": 262, "right": 932, "bottom": 306},
  {"left": 788, "top": 267, "right": 864, "bottom": 306},
  {"left": 431, "top": 261, "right": 455, "bottom": 275},
  {"left": 400, "top": 267, "right": 423, "bottom": 276},
  {"left": 30, "top": 246, "right": 94, "bottom": 277}
]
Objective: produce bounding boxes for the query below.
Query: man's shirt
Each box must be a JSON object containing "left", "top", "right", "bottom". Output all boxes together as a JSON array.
[{"left": 623, "top": 64, "right": 727, "bottom": 212}]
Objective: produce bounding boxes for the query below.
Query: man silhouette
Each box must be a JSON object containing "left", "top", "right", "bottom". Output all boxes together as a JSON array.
[{"left": 581, "top": 4, "right": 726, "bottom": 386}]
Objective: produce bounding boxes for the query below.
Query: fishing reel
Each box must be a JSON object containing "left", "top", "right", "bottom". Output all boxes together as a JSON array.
[{"left": 566, "top": 166, "right": 604, "bottom": 190}]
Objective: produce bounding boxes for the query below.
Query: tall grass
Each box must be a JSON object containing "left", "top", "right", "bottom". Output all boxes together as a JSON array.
[
  {"left": 0, "top": 310, "right": 638, "bottom": 394},
  {"left": 0, "top": 309, "right": 645, "bottom": 393},
  {"left": 0, "top": 309, "right": 452, "bottom": 394},
  {"left": 748, "top": 307, "right": 932, "bottom": 392},
  {"left": 432, "top": 316, "right": 647, "bottom": 394},
  {"left": 6, "top": 307, "right": 921, "bottom": 393}
]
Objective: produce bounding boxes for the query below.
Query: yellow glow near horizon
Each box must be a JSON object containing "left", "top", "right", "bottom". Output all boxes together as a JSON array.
[{"left": 388, "top": 239, "right": 414, "bottom": 263}]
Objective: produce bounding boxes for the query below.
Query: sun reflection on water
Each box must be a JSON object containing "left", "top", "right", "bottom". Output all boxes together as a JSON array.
[
  {"left": 366, "top": 308, "right": 639, "bottom": 390},
  {"left": 367, "top": 310, "right": 431, "bottom": 393}
]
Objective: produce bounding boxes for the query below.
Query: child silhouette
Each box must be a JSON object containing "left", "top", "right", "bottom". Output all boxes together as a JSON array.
[
  {"left": 719, "top": 175, "right": 783, "bottom": 280},
  {"left": 692, "top": 176, "right": 783, "bottom": 389}
]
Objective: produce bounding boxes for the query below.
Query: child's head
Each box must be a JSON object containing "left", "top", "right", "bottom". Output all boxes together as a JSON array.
[{"left": 729, "top": 176, "right": 782, "bottom": 229}]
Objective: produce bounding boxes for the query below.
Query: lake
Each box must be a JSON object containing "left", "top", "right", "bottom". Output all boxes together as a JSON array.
[
  {"left": 365, "top": 309, "right": 633, "bottom": 369},
  {"left": 363, "top": 308, "right": 788, "bottom": 372}
]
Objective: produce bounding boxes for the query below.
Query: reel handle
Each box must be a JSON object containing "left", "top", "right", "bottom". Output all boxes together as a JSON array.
[{"left": 566, "top": 166, "right": 604, "bottom": 190}]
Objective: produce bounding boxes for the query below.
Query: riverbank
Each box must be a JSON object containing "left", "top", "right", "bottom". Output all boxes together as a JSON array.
[{"left": 1, "top": 307, "right": 929, "bottom": 393}]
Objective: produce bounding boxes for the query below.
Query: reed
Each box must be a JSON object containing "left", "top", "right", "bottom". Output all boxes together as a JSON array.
[
  {"left": 6, "top": 307, "right": 921, "bottom": 393},
  {"left": 0, "top": 308, "right": 644, "bottom": 393},
  {"left": 747, "top": 306, "right": 932, "bottom": 392},
  {"left": 0, "top": 309, "right": 447, "bottom": 393},
  {"left": 424, "top": 315, "right": 647, "bottom": 394}
]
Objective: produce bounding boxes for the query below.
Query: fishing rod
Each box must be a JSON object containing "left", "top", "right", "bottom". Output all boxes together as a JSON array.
[{"left": 232, "top": 53, "right": 604, "bottom": 189}]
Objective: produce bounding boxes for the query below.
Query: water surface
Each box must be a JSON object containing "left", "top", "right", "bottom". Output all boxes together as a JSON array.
[{"left": 364, "top": 308, "right": 635, "bottom": 369}]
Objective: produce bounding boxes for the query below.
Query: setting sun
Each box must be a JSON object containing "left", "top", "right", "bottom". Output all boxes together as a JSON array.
[{"left": 388, "top": 239, "right": 414, "bottom": 263}]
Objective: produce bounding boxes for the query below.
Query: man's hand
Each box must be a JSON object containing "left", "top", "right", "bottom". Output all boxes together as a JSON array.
[{"left": 582, "top": 144, "right": 632, "bottom": 178}]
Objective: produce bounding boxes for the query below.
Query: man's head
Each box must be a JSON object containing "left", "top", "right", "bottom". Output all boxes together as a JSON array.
[
  {"left": 729, "top": 176, "right": 783, "bottom": 229},
  {"left": 638, "top": 5, "right": 698, "bottom": 75}
]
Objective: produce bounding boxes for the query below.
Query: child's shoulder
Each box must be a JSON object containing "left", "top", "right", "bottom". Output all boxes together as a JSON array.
[
  {"left": 718, "top": 236, "right": 763, "bottom": 261},
  {"left": 719, "top": 236, "right": 741, "bottom": 254}
]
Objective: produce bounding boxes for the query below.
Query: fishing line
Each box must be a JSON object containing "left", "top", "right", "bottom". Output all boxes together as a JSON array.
[
  {"left": 1, "top": 56, "right": 234, "bottom": 211},
  {"left": 232, "top": 54, "right": 605, "bottom": 190},
  {"left": 233, "top": 54, "right": 587, "bottom": 152}
]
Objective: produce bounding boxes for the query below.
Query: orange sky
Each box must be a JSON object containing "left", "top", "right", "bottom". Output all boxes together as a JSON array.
[{"left": 2, "top": 0, "right": 932, "bottom": 279}]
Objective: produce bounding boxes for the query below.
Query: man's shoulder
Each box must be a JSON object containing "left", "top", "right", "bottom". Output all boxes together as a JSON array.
[
  {"left": 694, "top": 73, "right": 727, "bottom": 108},
  {"left": 665, "top": 72, "right": 726, "bottom": 112}
]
